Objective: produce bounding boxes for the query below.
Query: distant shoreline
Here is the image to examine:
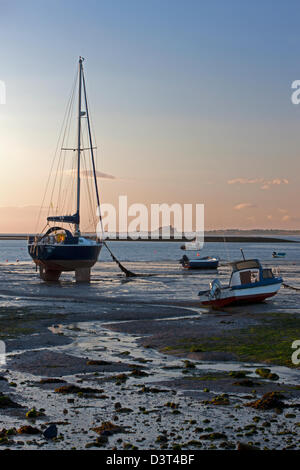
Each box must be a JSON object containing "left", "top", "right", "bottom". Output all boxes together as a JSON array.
[{"left": 0, "top": 234, "right": 298, "bottom": 243}]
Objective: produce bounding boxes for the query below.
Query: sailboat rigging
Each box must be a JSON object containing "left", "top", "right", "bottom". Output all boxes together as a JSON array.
[{"left": 28, "top": 57, "right": 134, "bottom": 280}]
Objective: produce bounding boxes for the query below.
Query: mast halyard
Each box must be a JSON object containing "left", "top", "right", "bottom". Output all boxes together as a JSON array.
[
  {"left": 75, "top": 56, "right": 83, "bottom": 236},
  {"left": 82, "top": 68, "right": 102, "bottom": 236},
  {"left": 47, "top": 57, "right": 99, "bottom": 234}
]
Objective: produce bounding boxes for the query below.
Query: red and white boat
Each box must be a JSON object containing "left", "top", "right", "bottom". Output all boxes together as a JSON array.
[{"left": 198, "top": 258, "right": 282, "bottom": 308}]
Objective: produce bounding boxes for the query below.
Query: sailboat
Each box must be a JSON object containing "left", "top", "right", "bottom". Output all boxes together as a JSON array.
[
  {"left": 180, "top": 233, "right": 203, "bottom": 251},
  {"left": 28, "top": 57, "right": 102, "bottom": 281}
]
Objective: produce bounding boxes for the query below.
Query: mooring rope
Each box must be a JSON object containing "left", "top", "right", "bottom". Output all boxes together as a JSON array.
[{"left": 282, "top": 282, "right": 300, "bottom": 291}]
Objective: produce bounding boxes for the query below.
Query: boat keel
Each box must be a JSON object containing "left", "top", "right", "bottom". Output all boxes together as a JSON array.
[
  {"left": 75, "top": 267, "right": 91, "bottom": 282},
  {"left": 38, "top": 264, "right": 92, "bottom": 282},
  {"left": 39, "top": 266, "right": 62, "bottom": 282}
]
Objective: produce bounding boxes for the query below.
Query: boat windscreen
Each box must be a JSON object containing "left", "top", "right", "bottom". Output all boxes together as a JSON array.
[{"left": 232, "top": 260, "right": 261, "bottom": 271}]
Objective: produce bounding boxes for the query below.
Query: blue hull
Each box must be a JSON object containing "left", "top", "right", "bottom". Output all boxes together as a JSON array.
[
  {"left": 28, "top": 243, "right": 102, "bottom": 271},
  {"left": 187, "top": 259, "right": 219, "bottom": 269}
]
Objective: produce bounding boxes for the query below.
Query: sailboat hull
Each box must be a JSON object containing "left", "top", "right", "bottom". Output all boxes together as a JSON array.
[{"left": 28, "top": 243, "right": 102, "bottom": 272}]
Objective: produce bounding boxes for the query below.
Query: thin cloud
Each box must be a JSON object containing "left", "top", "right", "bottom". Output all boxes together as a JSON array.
[
  {"left": 66, "top": 169, "right": 116, "bottom": 180},
  {"left": 234, "top": 203, "right": 257, "bottom": 210},
  {"left": 282, "top": 214, "right": 300, "bottom": 223},
  {"left": 228, "top": 178, "right": 263, "bottom": 185},
  {"left": 81, "top": 170, "right": 116, "bottom": 180},
  {"left": 228, "top": 177, "right": 289, "bottom": 190}
]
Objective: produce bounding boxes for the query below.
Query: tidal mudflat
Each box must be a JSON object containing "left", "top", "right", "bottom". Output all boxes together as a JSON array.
[
  {"left": 0, "top": 243, "right": 299, "bottom": 450},
  {"left": 0, "top": 298, "right": 299, "bottom": 449}
]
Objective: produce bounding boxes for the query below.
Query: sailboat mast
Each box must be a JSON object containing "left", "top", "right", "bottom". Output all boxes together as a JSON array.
[{"left": 76, "top": 56, "right": 83, "bottom": 236}]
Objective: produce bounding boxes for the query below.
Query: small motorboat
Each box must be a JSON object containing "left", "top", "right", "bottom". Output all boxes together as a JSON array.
[
  {"left": 272, "top": 252, "right": 286, "bottom": 258},
  {"left": 198, "top": 258, "right": 282, "bottom": 308},
  {"left": 180, "top": 254, "right": 219, "bottom": 270}
]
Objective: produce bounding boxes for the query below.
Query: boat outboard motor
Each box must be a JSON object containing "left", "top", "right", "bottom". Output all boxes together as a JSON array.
[
  {"left": 209, "top": 279, "right": 222, "bottom": 299},
  {"left": 180, "top": 254, "right": 189, "bottom": 266}
]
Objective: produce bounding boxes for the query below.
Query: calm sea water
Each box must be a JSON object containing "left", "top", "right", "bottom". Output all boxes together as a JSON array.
[{"left": 0, "top": 239, "right": 300, "bottom": 312}]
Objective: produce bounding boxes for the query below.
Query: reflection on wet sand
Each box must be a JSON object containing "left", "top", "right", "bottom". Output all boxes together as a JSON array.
[{"left": 0, "top": 241, "right": 299, "bottom": 449}]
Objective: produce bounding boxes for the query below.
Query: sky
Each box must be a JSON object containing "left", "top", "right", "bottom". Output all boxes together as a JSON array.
[{"left": 1, "top": 0, "right": 300, "bottom": 232}]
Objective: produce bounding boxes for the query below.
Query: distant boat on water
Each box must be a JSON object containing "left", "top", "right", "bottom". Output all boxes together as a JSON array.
[
  {"left": 180, "top": 254, "right": 219, "bottom": 270},
  {"left": 28, "top": 57, "right": 102, "bottom": 281},
  {"left": 272, "top": 251, "right": 286, "bottom": 258},
  {"left": 179, "top": 232, "right": 219, "bottom": 269}
]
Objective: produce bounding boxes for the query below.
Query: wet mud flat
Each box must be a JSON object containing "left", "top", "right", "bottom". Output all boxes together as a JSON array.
[
  {"left": 106, "top": 305, "right": 300, "bottom": 366},
  {"left": 0, "top": 299, "right": 299, "bottom": 451}
]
